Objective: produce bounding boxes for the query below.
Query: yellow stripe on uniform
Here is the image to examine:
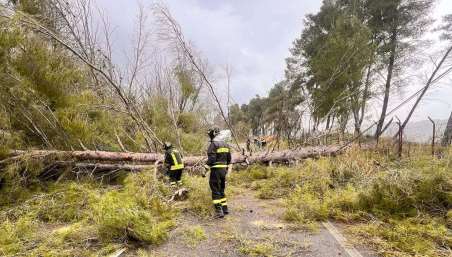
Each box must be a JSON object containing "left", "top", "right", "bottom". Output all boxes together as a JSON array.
[
  {"left": 212, "top": 199, "right": 223, "bottom": 204},
  {"left": 220, "top": 198, "right": 227, "bottom": 206},
  {"left": 216, "top": 147, "right": 230, "bottom": 153},
  {"left": 170, "top": 152, "right": 184, "bottom": 170},
  {"left": 212, "top": 164, "right": 228, "bottom": 168}
]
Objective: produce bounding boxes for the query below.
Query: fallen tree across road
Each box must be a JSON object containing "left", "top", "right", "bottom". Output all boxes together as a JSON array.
[
  {"left": 3, "top": 145, "right": 343, "bottom": 167},
  {"left": 0, "top": 145, "right": 365, "bottom": 183}
]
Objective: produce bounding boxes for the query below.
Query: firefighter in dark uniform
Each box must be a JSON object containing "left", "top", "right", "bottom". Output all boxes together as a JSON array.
[
  {"left": 163, "top": 142, "right": 184, "bottom": 187},
  {"left": 206, "top": 128, "right": 231, "bottom": 218}
]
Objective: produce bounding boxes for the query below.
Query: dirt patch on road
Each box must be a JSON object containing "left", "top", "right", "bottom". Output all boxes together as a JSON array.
[{"left": 146, "top": 188, "right": 358, "bottom": 257}]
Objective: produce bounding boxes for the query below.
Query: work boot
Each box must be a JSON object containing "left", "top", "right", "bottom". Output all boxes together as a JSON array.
[
  {"left": 214, "top": 205, "right": 224, "bottom": 219},
  {"left": 222, "top": 205, "right": 229, "bottom": 215}
]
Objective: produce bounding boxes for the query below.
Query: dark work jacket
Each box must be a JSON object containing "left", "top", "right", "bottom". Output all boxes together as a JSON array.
[
  {"left": 206, "top": 140, "right": 231, "bottom": 168},
  {"left": 164, "top": 149, "right": 184, "bottom": 171}
]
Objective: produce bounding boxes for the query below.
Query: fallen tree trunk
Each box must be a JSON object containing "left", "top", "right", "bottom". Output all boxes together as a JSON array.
[
  {"left": 0, "top": 145, "right": 357, "bottom": 180},
  {"left": 7, "top": 150, "right": 161, "bottom": 163},
  {"left": 24, "top": 146, "right": 342, "bottom": 178},
  {"left": 4, "top": 145, "right": 342, "bottom": 168}
]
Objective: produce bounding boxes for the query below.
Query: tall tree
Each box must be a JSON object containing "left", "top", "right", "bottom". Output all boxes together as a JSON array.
[
  {"left": 286, "top": 1, "right": 374, "bottom": 134},
  {"left": 265, "top": 81, "right": 304, "bottom": 146},
  {"left": 442, "top": 112, "right": 452, "bottom": 146},
  {"left": 370, "top": 0, "right": 435, "bottom": 138}
]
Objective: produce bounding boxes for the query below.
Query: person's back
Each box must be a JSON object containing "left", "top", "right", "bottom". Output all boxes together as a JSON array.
[
  {"left": 207, "top": 140, "right": 231, "bottom": 169},
  {"left": 163, "top": 142, "right": 184, "bottom": 187},
  {"left": 206, "top": 128, "right": 232, "bottom": 218}
]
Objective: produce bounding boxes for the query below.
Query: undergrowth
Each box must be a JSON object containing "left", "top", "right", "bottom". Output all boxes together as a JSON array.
[
  {"left": 230, "top": 146, "right": 452, "bottom": 257},
  {"left": 182, "top": 175, "right": 215, "bottom": 217},
  {"left": 0, "top": 146, "right": 450, "bottom": 256},
  {"left": 181, "top": 225, "right": 207, "bottom": 247},
  {"left": 0, "top": 161, "right": 177, "bottom": 257}
]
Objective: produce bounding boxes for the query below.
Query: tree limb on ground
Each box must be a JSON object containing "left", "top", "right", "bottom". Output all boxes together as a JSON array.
[{"left": 3, "top": 145, "right": 347, "bottom": 172}]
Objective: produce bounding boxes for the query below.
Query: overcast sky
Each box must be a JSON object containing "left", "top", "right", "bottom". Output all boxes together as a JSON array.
[{"left": 96, "top": 0, "right": 452, "bottom": 121}]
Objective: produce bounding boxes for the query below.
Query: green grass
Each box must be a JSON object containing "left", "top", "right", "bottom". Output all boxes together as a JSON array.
[
  {"left": 0, "top": 165, "right": 176, "bottom": 256},
  {"left": 240, "top": 241, "right": 275, "bottom": 257},
  {"left": 182, "top": 175, "right": 215, "bottom": 217},
  {"left": 0, "top": 145, "right": 450, "bottom": 256},
  {"left": 231, "top": 146, "right": 452, "bottom": 256},
  {"left": 349, "top": 216, "right": 451, "bottom": 257},
  {"left": 181, "top": 225, "right": 207, "bottom": 247}
]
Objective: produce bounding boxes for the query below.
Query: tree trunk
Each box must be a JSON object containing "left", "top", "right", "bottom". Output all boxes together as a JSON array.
[
  {"left": 399, "top": 45, "right": 452, "bottom": 133},
  {"left": 325, "top": 114, "right": 331, "bottom": 130},
  {"left": 442, "top": 111, "right": 452, "bottom": 146},
  {"left": 4, "top": 145, "right": 348, "bottom": 169},
  {"left": 356, "top": 62, "right": 373, "bottom": 137},
  {"left": 375, "top": 28, "right": 397, "bottom": 139}
]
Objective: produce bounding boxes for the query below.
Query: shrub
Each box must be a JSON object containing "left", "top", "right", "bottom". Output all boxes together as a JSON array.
[
  {"left": 93, "top": 190, "right": 174, "bottom": 244},
  {"left": 350, "top": 217, "right": 451, "bottom": 257},
  {"left": 183, "top": 175, "right": 214, "bottom": 217},
  {"left": 256, "top": 167, "right": 302, "bottom": 199},
  {"left": 283, "top": 186, "right": 329, "bottom": 224},
  {"left": 239, "top": 241, "right": 274, "bottom": 257},
  {"left": 182, "top": 225, "right": 207, "bottom": 247},
  {"left": 181, "top": 133, "right": 205, "bottom": 154},
  {"left": 0, "top": 216, "right": 39, "bottom": 256},
  {"left": 121, "top": 171, "right": 174, "bottom": 218},
  {"left": 35, "top": 182, "right": 98, "bottom": 222},
  {"left": 229, "top": 165, "right": 275, "bottom": 185},
  {"left": 92, "top": 172, "right": 175, "bottom": 244},
  {"left": 358, "top": 168, "right": 451, "bottom": 217}
]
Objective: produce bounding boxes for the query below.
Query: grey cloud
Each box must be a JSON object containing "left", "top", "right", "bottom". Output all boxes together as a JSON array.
[{"left": 95, "top": 0, "right": 452, "bottom": 119}]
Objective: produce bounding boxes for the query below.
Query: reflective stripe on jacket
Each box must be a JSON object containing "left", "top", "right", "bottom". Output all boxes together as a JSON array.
[
  {"left": 165, "top": 149, "right": 184, "bottom": 170},
  {"left": 206, "top": 141, "right": 231, "bottom": 169}
]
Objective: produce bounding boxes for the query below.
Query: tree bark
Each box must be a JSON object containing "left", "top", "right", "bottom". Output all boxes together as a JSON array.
[
  {"left": 399, "top": 45, "right": 452, "bottom": 134},
  {"left": 5, "top": 150, "right": 161, "bottom": 163},
  {"left": 375, "top": 28, "right": 397, "bottom": 139},
  {"left": 4, "top": 145, "right": 345, "bottom": 169},
  {"left": 442, "top": 111, "right": 452, "bottom": 146}
]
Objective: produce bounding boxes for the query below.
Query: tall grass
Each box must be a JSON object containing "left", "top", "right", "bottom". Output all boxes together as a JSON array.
[
  {"left": 0, "top": 164, "right": 176, "bottom": 256},
  {"left": 230, "top": 146, "right": 452, "bottom": 256}
]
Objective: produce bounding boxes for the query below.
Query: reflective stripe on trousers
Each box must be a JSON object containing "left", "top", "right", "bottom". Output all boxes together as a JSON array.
[{"left": 212, "top": 197, "right": 227, "bottom": 206}]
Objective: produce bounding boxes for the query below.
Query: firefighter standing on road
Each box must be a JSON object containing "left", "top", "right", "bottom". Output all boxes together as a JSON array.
[
  {"left": 163, "top": 142, "right": 184, "bottom": 187},
  {"left": 206, "top": 128, "right": 231, "bottom": 218}
]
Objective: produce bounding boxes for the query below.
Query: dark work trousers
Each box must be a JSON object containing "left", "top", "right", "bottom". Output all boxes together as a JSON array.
[
  {"left": 209, "top": 168, "right": 227, "bottom": 207},
  {"left": 169, "top": 169, "right": 183, "bottom": 185}
]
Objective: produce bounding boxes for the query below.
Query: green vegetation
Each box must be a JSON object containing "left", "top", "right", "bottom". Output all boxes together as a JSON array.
[
  {"left": 0, "top": 165, "right": 176, "bottom": 256},
  {"left": 182, "top": 175, "right": 215, "bottom": 217},
  {"left": 350, "top": 216, "right": 450, "bottom": 257},
  {"left": 0, "top": 1, "right": 451, "bottom": 257},
  {"left": 0, "top": 0, "right": 211, "bottom": 156},
  {"left": 231, "top": 147, "right": 452, "bottom": 256},
  {"left": 181, "top": 225, "right": 207, "bottom": 247},
  {"left": 239, "top": 241, "right": 275, "bottom": 257}
]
